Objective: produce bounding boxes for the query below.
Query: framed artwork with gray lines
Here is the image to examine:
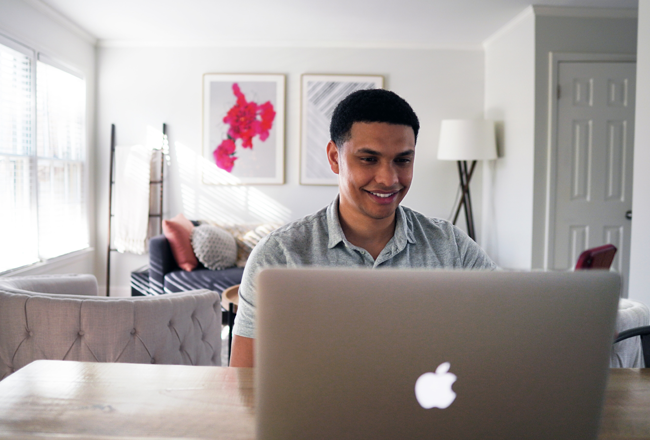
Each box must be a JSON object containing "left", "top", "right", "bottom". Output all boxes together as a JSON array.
[{"left": 300, "top": 74, "right": 384, "bottom": 185}]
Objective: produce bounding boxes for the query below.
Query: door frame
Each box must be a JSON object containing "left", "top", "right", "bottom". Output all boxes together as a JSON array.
[{"left": 543, "top": 52, "right": 636, "bottom": 270}]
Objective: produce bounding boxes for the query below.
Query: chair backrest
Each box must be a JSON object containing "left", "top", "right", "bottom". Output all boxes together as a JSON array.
[
  {"left": 615, "top": 326, "right": 650, "bottom": 368},
  {"left": 0, "top": 275, "right": 222, "bottom": 379},
  {"left": 0, "top": 274, "right": 98, "bottom": 296},
  {"left": 575, "top": 244, "right": 617, "bottom": 270}
]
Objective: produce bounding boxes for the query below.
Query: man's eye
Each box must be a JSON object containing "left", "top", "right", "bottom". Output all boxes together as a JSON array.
[
  {"left": 396, "top": 158, "right": 412, "bottom": 164},
  {"left": 360, "top": 157, "right": 377, "bottom": 162}
]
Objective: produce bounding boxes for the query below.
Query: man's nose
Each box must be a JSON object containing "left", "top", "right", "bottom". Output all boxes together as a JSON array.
[{"left": 375, "top": 162, "right": 399, "bottom": 187}]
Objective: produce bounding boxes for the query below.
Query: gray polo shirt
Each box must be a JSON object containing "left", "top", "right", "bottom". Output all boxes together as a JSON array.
[{"left": 232, "top": 197, "right": 497, "bottom": 339}]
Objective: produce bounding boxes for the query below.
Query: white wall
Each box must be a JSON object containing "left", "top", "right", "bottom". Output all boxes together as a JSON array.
[
  {"left": 96, "top": 45, "right": 486, "bottom": 293},
  {"left": 629, "top": 0, "right": 650, "bottom": 304},
  {"left": 483, "top": 6, "right": 638, "bottom": 271},
  {"left": 531, "top": 9, "right": 638, "bottom": 270},
  {"left": 0, "top": 0, "right": 97, "bottom": 277},
  {"left": 483, "top": 8, "right": 536, "bottom": 269}
]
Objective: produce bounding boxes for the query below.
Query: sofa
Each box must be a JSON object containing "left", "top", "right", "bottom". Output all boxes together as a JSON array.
[
  {"left": 148, "top": 233, "right": 245, "bottom": 296},
  {"left": 139, "top": 217, "right": 280, "bottom": 297}
]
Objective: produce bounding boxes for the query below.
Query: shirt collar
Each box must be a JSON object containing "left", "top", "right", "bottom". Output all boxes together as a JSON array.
[
  {"left": 326, "top": 196, "right": 416, "bottom": 249},
  {"left": 327, "top": 197, "right": 347, "bottom": 249},
  {"left": 394, "top": 205, "right": 417, "bottom": 248}
]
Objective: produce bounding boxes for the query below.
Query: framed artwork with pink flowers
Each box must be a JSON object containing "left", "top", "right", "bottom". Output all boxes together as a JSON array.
[{"left": 202, "top": 74, "right": 285, "bottom": 184}]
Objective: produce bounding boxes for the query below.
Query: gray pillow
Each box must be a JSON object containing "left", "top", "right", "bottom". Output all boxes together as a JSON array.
[{"left": 191, "top": 224, "right": 237, "bottom": 270}]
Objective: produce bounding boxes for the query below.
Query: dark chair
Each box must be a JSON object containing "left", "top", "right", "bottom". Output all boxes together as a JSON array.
[
  {"left": 573, "top": 244, "right": 648, "bottom": 367},
  {"left": 615, "top": 326, "right": 650, "bottom": 368},
  {"left": 574, "top": 244, "right": 617, "bottom": 270}
]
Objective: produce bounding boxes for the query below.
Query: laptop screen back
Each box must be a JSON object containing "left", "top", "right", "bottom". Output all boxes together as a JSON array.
[{"left": 255, "top": 268, "right": 620, "bottom": 440}]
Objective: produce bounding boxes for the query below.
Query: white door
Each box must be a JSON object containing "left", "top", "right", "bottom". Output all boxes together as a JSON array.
[{"left": 553, "top": 62, "right": 635, "bottom": 292}]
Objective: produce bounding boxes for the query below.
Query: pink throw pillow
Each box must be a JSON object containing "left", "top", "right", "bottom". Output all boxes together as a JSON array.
[{"left": 162, "top": 213, "right": 197, "bottom": 272}]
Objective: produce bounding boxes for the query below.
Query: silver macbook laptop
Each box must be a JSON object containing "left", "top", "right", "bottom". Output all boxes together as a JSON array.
[{"left": 255, "top": 268, "right": 620, "bottom": 440}]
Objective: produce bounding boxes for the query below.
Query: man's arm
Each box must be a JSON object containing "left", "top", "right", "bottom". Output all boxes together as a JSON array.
[
  {"left": 229, "top": 233, "right": 284, "bottom": 368},
  {"left": 230, "top": 335, "right": 254, "bottom": 367}
]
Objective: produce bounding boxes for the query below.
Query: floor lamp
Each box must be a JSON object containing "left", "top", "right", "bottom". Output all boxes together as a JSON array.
[{"left": 437, "top": 120, "right": 497, "bottom": 241}]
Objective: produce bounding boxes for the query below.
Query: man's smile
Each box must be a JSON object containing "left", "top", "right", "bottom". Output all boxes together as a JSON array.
[
  {"left": 368, "top": 191, "right": 397, "bottom": 198},
  {"left": 366, "top": 190, "right": 399, "bottom": 197},
  {"left": 364, "top": 189, "right": 403, "bottom": 204}
]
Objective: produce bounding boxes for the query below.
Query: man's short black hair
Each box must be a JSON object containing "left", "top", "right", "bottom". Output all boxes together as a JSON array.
[{"left": 329, "top": 89, "right": 420, "bottom": 147}]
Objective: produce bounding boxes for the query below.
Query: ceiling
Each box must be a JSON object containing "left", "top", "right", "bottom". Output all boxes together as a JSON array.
[{"left": 36, "top": 0, "right": 638, "bottom": 47}]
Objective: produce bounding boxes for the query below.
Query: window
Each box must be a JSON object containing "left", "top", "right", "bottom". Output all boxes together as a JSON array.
[{"left": 0, "top": 36, "right": 88, "bottom": 273}]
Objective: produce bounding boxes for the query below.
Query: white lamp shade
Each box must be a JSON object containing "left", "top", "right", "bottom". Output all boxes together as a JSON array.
[{"left": 437, "top": 119, "right": 497, "bottom": 161}]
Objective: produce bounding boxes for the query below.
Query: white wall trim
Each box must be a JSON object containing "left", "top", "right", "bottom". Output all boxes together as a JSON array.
[
  {"left": 19, "top": 0, "right": 97, "bottom": 46},
  {"left": 0, "top": 247, "right": 95, "bottom": 277},
  {"left": 532, "top": 6, "right": 638, "bottom": 19},
  {"left": 543, "top": 52, "right": 636, "bottom": 270},
  {"left": 483, "top": 6, "right": 638, "bottom": 49},
  {"left": 0, "top": 32, "right": 35, "bottom": 57},
  {"left": 38, "top": 52, "right": 85, "bottom": 79},
  {"left": 97, "top": 39, "right": 483, "bottom": 51},
  {"left": 0, "top": 24, "right": 90, "bottom": 76},
  {"left": 482, "top": 6, "right": 534, "bottom": 48}
]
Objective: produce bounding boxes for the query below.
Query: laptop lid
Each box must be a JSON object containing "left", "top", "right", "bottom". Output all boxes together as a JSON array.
[{"left": 255, "top": 268, "right": 620, "bottom": 440}]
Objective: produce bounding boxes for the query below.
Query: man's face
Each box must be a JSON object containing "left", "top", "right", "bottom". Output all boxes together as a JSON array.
[{"left": 327, "top": 122, "right": 416, "bottom": 223}]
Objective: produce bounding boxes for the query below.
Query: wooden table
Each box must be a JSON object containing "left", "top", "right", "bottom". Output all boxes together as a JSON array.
[
  {"left": 0, "top": 360, "right": 648, "bottom": 439},
  {"left": 0, "top": 361, "right": 254, "bottom": 439},
  {"left": 600, "top": 368, "right": 650, "bottom": 439}
]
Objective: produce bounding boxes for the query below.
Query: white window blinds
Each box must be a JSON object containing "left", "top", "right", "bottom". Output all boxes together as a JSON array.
[
  {"left": 36, "top": 60, "right": 88, "bottom": 259},
  {"left": 0, "top": 41, "right": 38, "bottom": 272},
  {"left": 0, "top": 38, "right": 88, "bottom": 273}
]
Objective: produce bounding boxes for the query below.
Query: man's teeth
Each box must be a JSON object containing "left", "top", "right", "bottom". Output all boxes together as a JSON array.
[{"left": 370, "top": 192, "right": 394, "bottom": 198}]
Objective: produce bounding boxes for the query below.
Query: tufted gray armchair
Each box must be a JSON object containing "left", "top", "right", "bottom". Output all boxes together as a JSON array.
[{"left": 0, "top": 274, "right": 222, "bottom": 380}]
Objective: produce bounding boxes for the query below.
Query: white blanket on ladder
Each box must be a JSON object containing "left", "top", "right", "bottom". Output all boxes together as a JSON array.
[{"left": 114, "top": 144, "right": 153, "bottom": 255}]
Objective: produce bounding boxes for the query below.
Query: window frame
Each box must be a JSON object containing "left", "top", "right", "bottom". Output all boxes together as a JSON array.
[{"left": 0, "top": 32, "right": 91, "bottom": 276}]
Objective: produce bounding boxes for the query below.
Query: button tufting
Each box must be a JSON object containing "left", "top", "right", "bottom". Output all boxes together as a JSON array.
[
  {"left": 130, "top": 329, "right": 136, "bottom": 335},
  {"left": 28, "top": 331, "right": 33, "bottom": 337},
  {"left": 168, "top": 321, "right": 173, "bottom": 327},
  {"left": 150, "top": 358, "right": 155, "bottom": 364},
  {"left": 78, "top": 330, "right": 84, "bottom": 336}
]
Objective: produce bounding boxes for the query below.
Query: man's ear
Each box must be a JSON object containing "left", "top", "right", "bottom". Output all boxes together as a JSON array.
[{"left": 327, "top": 141, "right": 340, "bottom": 174}]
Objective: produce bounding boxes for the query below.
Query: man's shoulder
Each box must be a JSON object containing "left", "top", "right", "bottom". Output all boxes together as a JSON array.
[
  {"left": 400, "top": 205, "right": 497, "bottom": 270},
  {"left": 400, "top": 205, "right": 455, "bottom": 235},
  {"left": 260, "top": 205, "right": 329, "bottom": 247}
]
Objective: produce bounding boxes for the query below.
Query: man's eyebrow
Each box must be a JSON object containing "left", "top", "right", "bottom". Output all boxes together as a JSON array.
[
  {"left": 356, "top": 148, "right": 381, "bottom": 155},
  {"left": 356, "top": 148, "right": 415, "bottom": 156}
]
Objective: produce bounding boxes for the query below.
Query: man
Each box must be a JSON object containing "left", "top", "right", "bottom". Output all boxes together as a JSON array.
[{"left": 230, "top": 89, "right": 496, "bottom": 367}]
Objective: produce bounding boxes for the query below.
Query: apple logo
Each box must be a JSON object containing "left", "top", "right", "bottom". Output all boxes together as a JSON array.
[{"left": 414, "top": 362, "right": 457, "bottom": 409}]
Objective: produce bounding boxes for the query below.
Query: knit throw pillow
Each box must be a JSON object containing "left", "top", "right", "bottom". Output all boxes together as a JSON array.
[
  {"left": 212, "top": 222, "right": 282, "bottom": 267},
  {"left": 191, "top": 225, "right": 237, "bottom": 270}
]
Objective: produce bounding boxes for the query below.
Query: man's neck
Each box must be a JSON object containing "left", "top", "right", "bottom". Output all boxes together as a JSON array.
[{"left": 338, "top": 202, "right": 397, "bottom": 260}]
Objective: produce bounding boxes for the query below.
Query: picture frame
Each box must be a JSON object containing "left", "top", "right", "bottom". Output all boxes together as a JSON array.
[
  {"left": 202, "top": 74, "right": 285, "bottom": 185},
  {"left": 300, "top": 74, "right": 384, "bottom": 185}
]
